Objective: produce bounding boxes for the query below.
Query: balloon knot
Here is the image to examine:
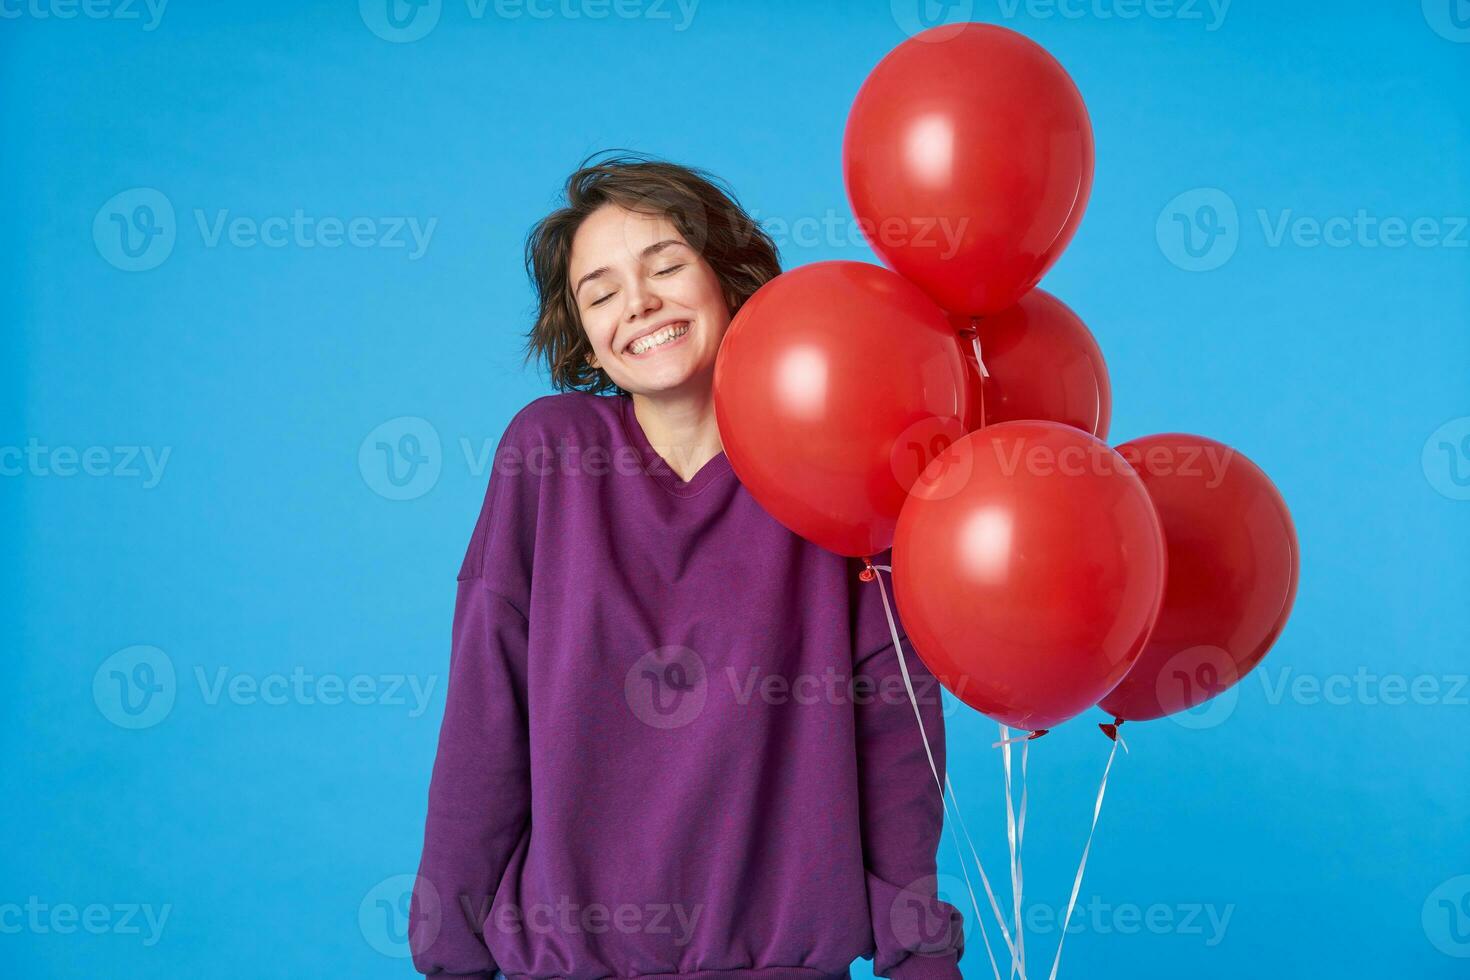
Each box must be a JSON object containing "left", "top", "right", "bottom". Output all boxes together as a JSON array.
[
  {"left": 858, "top": 556, "right": 876, "bottom": 583},
  {"left": 1028, "top": 729, "right": 1048, "bottom": 740},
  {"left": 1099, "top": 717, "right": 1124, "bottom": 741}
]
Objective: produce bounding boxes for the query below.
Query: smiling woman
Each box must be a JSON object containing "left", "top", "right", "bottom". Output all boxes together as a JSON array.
[
  {"left": 572, "top": 216, "right": 718, "bottom": 380},
  {"left": 408, "top": 153, "right": 967, "bottom": 980},
  {"left": 520, "top": 155, "right": 784, "bottom": 481},
  {"left": 523, "top": 155, "right": 778, "bottom": 396}
]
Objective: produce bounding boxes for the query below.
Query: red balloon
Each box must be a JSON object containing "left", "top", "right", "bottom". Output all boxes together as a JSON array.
[
  {"left": 844, "top": 23, "right": 1095, "bottom": 316},
  {"left": 714, "top": 261, "right": 977, "bottom": 558},
  {"left": 893, "top": 421, "right": 1166, "bottom": 731},
  {"left": 1099, "top": 434, "right": 1299, "bottom": 723},
  {"left": 954, "top": 289, "right": 1112, "bottom": 438}
]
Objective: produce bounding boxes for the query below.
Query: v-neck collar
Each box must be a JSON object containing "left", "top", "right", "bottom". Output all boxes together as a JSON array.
[{"left": 617, "top": 394, "right": 733, "bottom": 498}]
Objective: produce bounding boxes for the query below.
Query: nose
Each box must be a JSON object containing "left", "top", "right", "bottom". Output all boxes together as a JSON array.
[{"left": 622, "top": 275, "right": 662, "bottom": 322}]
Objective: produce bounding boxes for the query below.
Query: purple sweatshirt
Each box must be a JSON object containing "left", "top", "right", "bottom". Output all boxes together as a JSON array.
[{"left": 410, "top": 391, "right": 963, "bottom": 980}]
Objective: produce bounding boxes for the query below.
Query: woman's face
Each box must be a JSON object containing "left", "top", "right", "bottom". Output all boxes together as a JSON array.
[{"left": 569, "top": 203, "right": 732, "bottom": 397}]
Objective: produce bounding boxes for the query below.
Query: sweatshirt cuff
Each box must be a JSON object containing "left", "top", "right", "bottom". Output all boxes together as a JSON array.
[{"left": 886, "top": 951, "right": 962, "bottom": 980}]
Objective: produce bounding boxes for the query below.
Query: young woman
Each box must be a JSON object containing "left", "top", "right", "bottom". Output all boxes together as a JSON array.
[{"left": 410, "top": 155, "right": 964, "bottom": 980}]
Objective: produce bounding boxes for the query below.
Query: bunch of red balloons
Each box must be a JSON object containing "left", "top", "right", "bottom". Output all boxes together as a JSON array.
[{"left": 714, "top": 23, "right": 1299, "bottom": 735}]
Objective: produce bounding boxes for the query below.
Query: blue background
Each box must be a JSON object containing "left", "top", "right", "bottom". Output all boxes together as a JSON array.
[{"left": 3, "top": 1, "right": 1468, "bottom": 977}]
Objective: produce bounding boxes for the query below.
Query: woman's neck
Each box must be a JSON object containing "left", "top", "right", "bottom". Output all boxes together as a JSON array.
[{"left": 629, "top": 388, "right": 724, "bottom": 483}]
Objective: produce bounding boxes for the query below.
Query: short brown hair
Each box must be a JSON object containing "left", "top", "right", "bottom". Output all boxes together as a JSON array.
[{"left": 523, "top": 152, "right": 782, "bottom": 394}]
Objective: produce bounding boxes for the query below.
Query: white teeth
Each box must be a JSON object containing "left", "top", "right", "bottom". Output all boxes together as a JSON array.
[{"left": 630, "top": 322, "right": 689, "bottom": 355}]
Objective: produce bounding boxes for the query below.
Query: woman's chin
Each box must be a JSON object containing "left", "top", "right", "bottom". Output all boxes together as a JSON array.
[{"left": 620, "top": 354, "right": 715, "bottom": 397}]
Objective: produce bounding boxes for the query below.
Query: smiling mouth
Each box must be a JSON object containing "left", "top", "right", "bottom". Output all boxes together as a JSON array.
[{"left": 627, "top": 321, "right": 691, "bottom": 356}]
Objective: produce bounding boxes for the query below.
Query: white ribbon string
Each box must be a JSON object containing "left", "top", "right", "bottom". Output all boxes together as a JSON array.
[
  {"left": 1046, "top": 737, "right": 1123, "bottom": 980},
  {"left": 945, "top": 774, "right": 1024, "bottom": 980},
  {"left": 868, "top": 563, "right": 1022, "bottom": 979},
  {"left": 1001, "top": 728, "right": 1024, "bottom": 980},
  {"left": 1017, "top": 739, "right": 1030, "bottom": 973},
  {"left": 1005, "top": 733, "right": 1030, "bottom": 980},
  {"left": 970, "top": 332, "right": 991, "bottom": 379}
]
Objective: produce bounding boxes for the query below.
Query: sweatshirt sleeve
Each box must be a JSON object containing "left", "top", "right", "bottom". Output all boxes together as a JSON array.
[
  {"left": 410, "top": 408, "right": 542, "bottom": 979},
  {"left": 850, "top": 550, "right": 965, "bottom": 980}
]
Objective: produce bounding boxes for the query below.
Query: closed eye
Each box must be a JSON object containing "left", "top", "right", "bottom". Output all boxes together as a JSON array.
[{"left": 586, "top": 263, "right": 683, "bottom": 307}]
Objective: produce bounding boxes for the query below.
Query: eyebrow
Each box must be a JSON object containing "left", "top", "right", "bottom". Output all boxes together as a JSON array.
[{"left": 572, "top": 239, "right": 685, "bottom": 298}]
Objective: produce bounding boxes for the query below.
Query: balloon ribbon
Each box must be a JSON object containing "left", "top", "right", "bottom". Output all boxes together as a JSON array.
[
  {"left": 866, "top": 559, "right": 1024, "bottom": 980},
  {"left": 1045, "top": 730, "right": 1127, "bottom": 980}
]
